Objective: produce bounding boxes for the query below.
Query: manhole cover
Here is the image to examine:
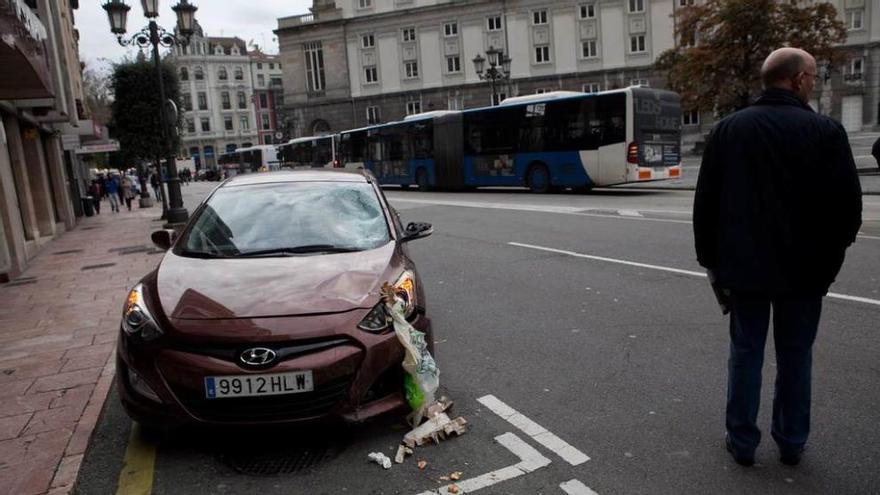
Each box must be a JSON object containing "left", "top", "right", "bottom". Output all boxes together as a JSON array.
[{"left": 218, "top": 439, "right": 345, "bottom": 476}]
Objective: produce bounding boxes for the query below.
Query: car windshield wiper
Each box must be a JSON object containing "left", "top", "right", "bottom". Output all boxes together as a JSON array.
[
  {"left": 178, "top": 249, "right": 234, "bottom": 259},
  {"left": 235, "top": 245, "right": 362, "bottom": 257}
]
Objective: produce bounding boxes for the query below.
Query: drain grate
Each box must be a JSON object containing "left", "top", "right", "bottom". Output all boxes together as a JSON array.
[
  {"left": 81, "top": 263, "right": 117, "bottom": 271},
  {"left": 53, "top": 249, "right": 84, "bottom": 255},
  {"left": 219, "top": 440, "right": 344, "bottom": 476}
]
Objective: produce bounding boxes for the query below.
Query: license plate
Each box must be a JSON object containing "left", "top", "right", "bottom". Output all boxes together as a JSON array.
[{"left": 204, "top": 371, "right": 314, "bottom": 399}]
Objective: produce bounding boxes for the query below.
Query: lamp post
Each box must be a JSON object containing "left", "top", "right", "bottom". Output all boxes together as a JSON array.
[
  {"left": 102, "top": 0, "right": 197, "bottom": 228},
  {"left": 472, "top": 47, "right": 512, "bottom": 106}
]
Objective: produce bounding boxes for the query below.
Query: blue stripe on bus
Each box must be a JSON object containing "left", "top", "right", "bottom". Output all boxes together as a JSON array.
[{"left": 463, "top": 152, "right": 592, "bottom": 188}]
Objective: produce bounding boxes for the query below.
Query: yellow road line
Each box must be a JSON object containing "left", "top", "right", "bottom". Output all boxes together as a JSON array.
[{"left": 116, "top": 423, "right": 157, "bottom": 495}]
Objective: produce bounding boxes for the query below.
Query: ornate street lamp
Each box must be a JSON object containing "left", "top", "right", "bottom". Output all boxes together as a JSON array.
[
  {"left": 102, "top": 0, "right": 198, "bottom": 228},
  {"left": 472, "top": 47, "right": 511, "bottom": 106}
]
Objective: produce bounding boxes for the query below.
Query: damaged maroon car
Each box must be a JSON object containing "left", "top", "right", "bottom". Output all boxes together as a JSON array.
[{"left": 117, "top": 170, "right": 434, "bottom": 428}]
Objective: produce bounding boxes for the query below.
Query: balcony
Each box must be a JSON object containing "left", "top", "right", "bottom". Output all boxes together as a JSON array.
[{"left": 0, "top": 0, "right": 54, "bottom": 102}]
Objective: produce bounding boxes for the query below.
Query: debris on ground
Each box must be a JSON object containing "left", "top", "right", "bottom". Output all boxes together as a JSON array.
[
  {"left": 417, "top": 459, "right": 428, "bottom": 470},
  {"left": 448, "top": 484, "right": 460, "bottom": 493},
  {"left": 450, "top": 471, "right": 462, "bottom": 481},
  {"left": 403, "top": 412, "right": 468, "bottom": 447},
  {"left": 367, "top": 452, "right": 392, "bottom": 470}
]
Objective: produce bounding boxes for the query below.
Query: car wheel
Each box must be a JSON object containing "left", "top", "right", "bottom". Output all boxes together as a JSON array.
[
  {"left": 527, "top": 164, "right": 550, "bottom": 194},
  {"left": 416, "top": 169, "right": 430, "bottom": 192}
]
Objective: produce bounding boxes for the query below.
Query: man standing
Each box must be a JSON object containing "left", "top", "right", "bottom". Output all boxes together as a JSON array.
[{"left": 694, "top": 48, "right": 862, "bottom": 467}]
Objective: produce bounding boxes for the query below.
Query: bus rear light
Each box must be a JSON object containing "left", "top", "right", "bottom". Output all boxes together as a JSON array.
[
  {"left": 638, "top": 169, "right": 652, "bottom": 180},
  {"left": 627, "top": 142, "right": 639, "bottom": 164},
  {"left": 669, "top": 168, "right": 681, "bottom": 178}
]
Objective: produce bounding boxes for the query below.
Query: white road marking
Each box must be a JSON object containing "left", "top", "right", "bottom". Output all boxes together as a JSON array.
[
  {"left": 560, "top": 479, "right": 600, "bottom": 495},
  {"left": 509, "top": 241, "right": 880, "bottom": 308},
  {"left": 617, "top": 209, "right": 643, "bottom": 217},
  {"left": 478, "top": 395, "right": 590, "bottom": 466},
  {"left": 414, "top": 432, "right": 550, "bottom": 495}
]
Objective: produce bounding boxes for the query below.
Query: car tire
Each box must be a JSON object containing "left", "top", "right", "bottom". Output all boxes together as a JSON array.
[{"left": 527, "top": 164, "right": 551, "bottom": 194}]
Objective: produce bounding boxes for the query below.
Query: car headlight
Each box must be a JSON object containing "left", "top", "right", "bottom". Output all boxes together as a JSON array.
[
  {"left": 357, "top": 270, "right": 418, "bottom": 333},
  {"left": 122, "top": 284, "right": 163, "bottom": 341}
]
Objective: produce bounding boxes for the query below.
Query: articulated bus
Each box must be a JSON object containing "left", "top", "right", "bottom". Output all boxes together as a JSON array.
[
  {"left": 217, "top": 145, "right": 280, "bottom": 176},
  {"left": 277, "top": 135, "right": 340, "bottom": 169},
  {"left": 338, "top": 87, "right": 682, "bottom": 192}
]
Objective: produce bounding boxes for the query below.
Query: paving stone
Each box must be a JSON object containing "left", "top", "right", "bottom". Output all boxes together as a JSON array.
[
  {"left": 0, "top": 391, "right": 56, "bottom": 418},
  {"left": 50, "top": 453, "right": 83, "bottom": 490},
  {"left": 29, "top": 368, "right": 101, "bottom": 394},
  {"left": 0, "top": 413, "right": 32, "bottom": 441}
]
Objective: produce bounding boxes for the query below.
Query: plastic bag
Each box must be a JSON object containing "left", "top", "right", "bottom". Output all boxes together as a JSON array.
[{"left": 384, "top": 292, "right": 439, "bottom": 425}]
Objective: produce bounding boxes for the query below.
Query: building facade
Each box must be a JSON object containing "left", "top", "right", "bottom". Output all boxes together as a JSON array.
[
  {"left": 249, "top": 51, "right": 285, "bottom": 145},
  {"left": 0, "top": 0, "right": 91, "bottom": 282},
  {"left": 171, "top": 24, "right": 260, "bottom": 169},
  {"left": 275, "top": 0, "right": 880, "bottom": 138}
]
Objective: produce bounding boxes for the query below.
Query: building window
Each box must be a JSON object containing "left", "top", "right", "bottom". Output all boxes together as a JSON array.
[
  {"left": 535, "top": 88, "right": 551, "bottom": 94},
  {"left": 186, "top": 119, "right": 195, "bottom": 133},
  {"left": 257, "top": 62, "right": 263, "bottom": 70},
  {"left": 582, "top": 83, "right": 601, "bottom": 93},
  {"left": 447, "top": 96, "right": 463, "bottom": 110},
  {"left": 678, "top": 0, "right": 694, "bottom": 6},
  {"left": 262, "top": 114, "right": 271, "bottom": 130},
  {"left": 269, "top": 63, "right": 275, "bottom": 70},
  {"left": 259, "top": 93, "right": 268, "bottom": 108},
  {"left": 533, "top": 10, "right": 548, "bottom": 25},
  {"left": 446, "top": 56, "right": 461, "bottom": 73},
  {"left": 535, "top": 45, "right": 551, "bottom": 63},
  {"left": 200, "top": 118, "right": 210, "bottom": 132},
  {"left": 218, "top": 67, "right": 228, "bottom": 80},
  {"left": 264, "top": 135, "right": 274, "bottom": 145},
  {"left": 846, "top": 9, "right": 864, "bottom": 30},
  {"left": 257, "top": 74, "right": 265, "bottom": 86},
  {"left": 630, "top": 78, "right": 649, "bottom": 86},
  {"left": 364, "top": 65, "right": 378, "bottom": 83},
  {"left": 629, "top": 0, "right": 645, "bottom": 13},
  {"left": 240, "top": 116, "right": 249, "bottom": 130},
  {"left": 221, "top": 92, "right": 231, "bottom": 110},
  {"left": 405, "top": 61, "right": 419, "bottom": 79},
  {"left": 361, "top": 33, "right": 375, "bottom": 48},
  {"left": 845, "top": 58, "right": 864, "bottom": 82},
  {"left": 180, "top": 67, "right": 189, "bottom": 80},
  {"left": 630, "top": 35, "right": 646, "bottom": 53},
  {"left": 197, "top": 92, "right": 207, "bottom": 110},
  {"left": 304, "top": 42, "right": 326, "bottom": 92},
  {"left": 224, "top": 116, "right": 233, "bottom": 131},
  {"left": 444, "top": 22, "right": 458, "bottom": 37},
  {"left": 194, "top": 66, "right": 204, "bottom": 80},
  {"left": 402, "top": 27, "right": 416, "bottom": 42},
  {"left": 682, "top": 109, "right": 699, "bottom": 126},
  {"left": 406, "top": 100, "right": 422, "bottom": 115},
  {"left": 581, "top": 40, "right": 597, "bottom": 58},
  {"left": 487, "top": 16, "right": 503, "bottom": 31},
  {"left": 366, "top": 106, "right": 380, "bottom": 124},
  {"left": 491, "top": 92, "right": 507, "bottom": 106},
  {"left": 357, "top": 0, "right": 372, "bottom": 9},
  {"left": 234, "top": 67, "right": 243, "bottom": 80},
  {"left": 182, "top": 93, "right": 192, "bottom": 111},
  {"left": 579, "top": 3, "right": 596, "bottom": 19},
  {"left": 238, "top": 92, "right": 247, "bottom": 109}
]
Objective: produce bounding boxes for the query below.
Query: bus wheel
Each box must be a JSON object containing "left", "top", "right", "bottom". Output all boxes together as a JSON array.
[
  {"left": 400, "top": 184, "right": 410, "bottom": 190},
  {"left": 527, "top": 164, "right": 551, "bottom": 194},
  {"left": 573, "top": 185, "right": 594, "bottom": 194},
  {"left": 416, "top": 169, "right": 430, "bottom": 192}
]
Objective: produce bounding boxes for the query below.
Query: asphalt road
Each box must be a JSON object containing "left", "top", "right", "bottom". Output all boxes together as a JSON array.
[{"left": 76, "top": 181, "right": 880, "bottom": 495}]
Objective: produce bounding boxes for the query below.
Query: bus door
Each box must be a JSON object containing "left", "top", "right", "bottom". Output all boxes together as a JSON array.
[
  {"left": 596, "top": 93, "right": 628, "bottom": 185},
  {"left": 433, "top": 113, "right": 463, "bottom": 189}
]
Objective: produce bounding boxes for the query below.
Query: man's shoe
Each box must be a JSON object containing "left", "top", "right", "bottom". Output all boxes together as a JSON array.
[
  {"left": 725, "top": 437, "right": 755, "bottom": 467},
  {"left": 780, "top": 447, "right": 804, "bottom": 466}
]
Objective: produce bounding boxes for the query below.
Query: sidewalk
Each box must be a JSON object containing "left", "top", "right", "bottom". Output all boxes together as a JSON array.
[{"left": 0, "top": 200, "right": 165, "bottom": 495}]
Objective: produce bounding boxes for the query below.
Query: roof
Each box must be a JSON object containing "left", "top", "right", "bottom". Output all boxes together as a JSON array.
[
  {"left": 207, "top": 36, "right": 248, "bottom": 56},
  {"left": 222, "top": 170, "right": 369, "bottom": 187}
]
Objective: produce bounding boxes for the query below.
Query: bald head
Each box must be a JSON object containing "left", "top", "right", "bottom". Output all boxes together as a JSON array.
[{"left": 761, "top": 48, "right": 814, "bottom": 89}]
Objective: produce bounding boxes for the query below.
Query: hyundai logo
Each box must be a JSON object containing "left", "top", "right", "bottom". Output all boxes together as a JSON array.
[{"left": 239, "top": 347, "right": 277, "bottom": 367}]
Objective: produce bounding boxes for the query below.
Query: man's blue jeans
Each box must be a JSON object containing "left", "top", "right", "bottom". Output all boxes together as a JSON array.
[{"left": 726, "top": 292, "right": 822, "bottom": 457}]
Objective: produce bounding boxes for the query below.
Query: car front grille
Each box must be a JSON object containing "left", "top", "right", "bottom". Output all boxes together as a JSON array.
[{"left": 172, "top": 374, "right": 353, "bottom": 423}]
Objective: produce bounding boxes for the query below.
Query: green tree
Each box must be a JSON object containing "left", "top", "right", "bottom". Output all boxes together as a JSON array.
[
  {"left": 655, "top": 0, "right": 846, "bottom": 117},
  {"left": 109, "top": 58, "right": 182, "bottom": 164}
]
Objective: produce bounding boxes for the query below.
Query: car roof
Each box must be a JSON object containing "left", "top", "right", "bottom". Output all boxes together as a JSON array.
[{"left": 221, "top": 170, "right": 370, "bottom": 187}]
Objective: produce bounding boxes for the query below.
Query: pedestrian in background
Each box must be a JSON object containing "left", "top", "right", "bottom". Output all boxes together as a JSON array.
[
  {"left": 88, "top": 180, "right": 101, "bottom": 215},
  {"left": 693, "top": 47, "right": 862, "bottom": 467},
  {"left": 150, "top": 171, "right": 162, "bottom": 201},
  {"left": 105, "top": 174, "right": 120, "bottom": 213},
  {"left": 121, "top": 175, "right": 135, "bottom": 211},
  {"left": 872, "top": 136, "right": 880, "bottom": 170}
]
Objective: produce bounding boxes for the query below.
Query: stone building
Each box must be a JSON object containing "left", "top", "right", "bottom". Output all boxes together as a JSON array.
[
  {"left": 0, "top": 0, "right": 91, "bottom": 281},
  {"left": 275, "top": 0, "right": 880, "bottom": 138},
  {"left": 248, "top": 50, "right": 285, "bottom": 145}
]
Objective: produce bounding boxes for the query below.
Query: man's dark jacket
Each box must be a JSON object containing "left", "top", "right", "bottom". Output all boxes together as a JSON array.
[{"left": 693, "top": 88, "right": 862, "bottom": 295}]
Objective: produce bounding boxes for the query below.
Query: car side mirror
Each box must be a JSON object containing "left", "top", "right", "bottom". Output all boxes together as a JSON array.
[
  {"left": 401, "top": 222, "right": 433, "bottom": 243},
  {"left": 151, "top": 229, "right": 177, "bottom": 251}
]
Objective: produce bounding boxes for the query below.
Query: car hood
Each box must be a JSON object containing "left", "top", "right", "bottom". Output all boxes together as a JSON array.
[{"left": 156, "top": 243, "right": 399, "bottom": 319}]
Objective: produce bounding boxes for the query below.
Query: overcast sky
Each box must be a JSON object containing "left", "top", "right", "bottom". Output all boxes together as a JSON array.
[{"left": 77, "top": 0, "right": 311, "bottom": 71}]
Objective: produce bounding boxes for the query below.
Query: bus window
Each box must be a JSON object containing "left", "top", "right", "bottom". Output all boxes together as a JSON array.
[
  {"left": 411, "top": 122, "right": 433, "bottom": 159},
  {"left": 596, "top": 93, "right": 626, "bottom": 146}
]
